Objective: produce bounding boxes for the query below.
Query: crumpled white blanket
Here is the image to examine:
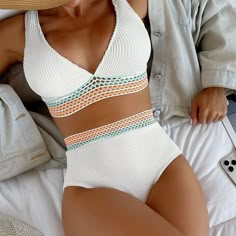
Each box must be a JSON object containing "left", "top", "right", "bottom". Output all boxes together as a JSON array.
[{"left": 0, "top": 213, "right": 43, "bottom": 236}]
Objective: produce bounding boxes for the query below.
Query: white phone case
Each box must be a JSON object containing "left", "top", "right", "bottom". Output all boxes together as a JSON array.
[
  {"left": 221, "top": 151, "right": 236, "bottom": 185},
  {"left": 221, "top": 110, "right": 236, "bottom": 185}
]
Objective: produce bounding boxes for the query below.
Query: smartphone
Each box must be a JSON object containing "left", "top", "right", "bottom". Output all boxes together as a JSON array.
[{"left": 220, "top": 94, "right": 236, "bottom": 185}]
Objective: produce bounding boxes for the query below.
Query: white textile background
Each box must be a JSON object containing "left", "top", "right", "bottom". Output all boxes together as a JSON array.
[
  {"left": 0, "top": 120, "right": 236, "bottom": 236},
  {"left": 165, "top": 119, "right": 236, "bottom": 230}
]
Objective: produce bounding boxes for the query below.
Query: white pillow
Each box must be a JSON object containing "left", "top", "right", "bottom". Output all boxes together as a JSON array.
[{"left": 0, "top": 9, "right": 25, "bottom": 20}]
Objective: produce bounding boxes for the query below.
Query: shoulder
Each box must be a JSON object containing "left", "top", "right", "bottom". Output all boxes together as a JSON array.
[
  {"left": 0, "top": 14, "right": 25, "bottom": 37},
  {"left": 0, "top": 14, "right": 25, "bottom": 56},
  {"left": 0, "top": 14, "right": 25, "bottom": 74},
  {"left": 127, "top": 0, "right": 147, "bottom": 19}
]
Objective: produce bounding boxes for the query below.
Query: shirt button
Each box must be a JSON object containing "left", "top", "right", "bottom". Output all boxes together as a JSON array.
[
  {"left": 153, "top": 110, "right": 161, "bottom": 119},
  {"left": 154, "top": 31, "right": 161, "bottom": 37},
  {"left": 154, "top": 74, "right": 162, "bottom": 80}
]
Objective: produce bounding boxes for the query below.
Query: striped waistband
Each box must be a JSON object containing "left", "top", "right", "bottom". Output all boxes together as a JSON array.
[{"left": 65, "top": 109, "right": 155, "bottom": 150}]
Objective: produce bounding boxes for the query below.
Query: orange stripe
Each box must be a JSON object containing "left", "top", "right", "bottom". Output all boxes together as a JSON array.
[
  {"left": 49, "top": 78, "right": 148, "bottom": 117},
  {"left": 64, "top": 110, "right": 153, "bottom": 146}
]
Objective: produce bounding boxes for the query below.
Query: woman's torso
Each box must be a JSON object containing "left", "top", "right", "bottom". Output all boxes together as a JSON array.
[{"left": 23, "top": 0, "right": 152, "bottom": 145}]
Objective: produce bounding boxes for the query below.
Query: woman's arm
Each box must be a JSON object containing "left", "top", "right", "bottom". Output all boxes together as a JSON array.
[
  {"left": 128, "top": 0, "right": 147, "bottom": 19},
  {"left": 0, "top": 14, "right": 25, "bottom": 75},
  {"left": 190, "top": 1, "right": 236, "bottom": 124}
]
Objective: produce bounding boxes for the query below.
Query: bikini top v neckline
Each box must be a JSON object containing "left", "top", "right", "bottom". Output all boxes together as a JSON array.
[
  {"left": 24, "top": 0, "right": 151, "bottom": 98},
  {"left": 35, "top": 0, "right": 118, "bottom": 77}
]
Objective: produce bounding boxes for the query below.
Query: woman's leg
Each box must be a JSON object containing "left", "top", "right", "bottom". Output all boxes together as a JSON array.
[
  {"left": 146, "top": 155, "right": 209, "bottom": 236},
  {"left": 62, "top": 155, "right": 209, "bottom": 236},
  {"left": 62, "top": 186, "right": 185, "bottom": 236}
]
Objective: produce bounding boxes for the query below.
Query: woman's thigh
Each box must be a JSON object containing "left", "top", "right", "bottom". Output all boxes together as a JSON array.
[
  {"left": 146, "top": 155, "right": 209, "bottom": 236},
  {"left": 62, "top": 186, "right": 185, "bottom": 236},
  {"left": 166, "top": 121, "right": 236, "bottom": 226}
]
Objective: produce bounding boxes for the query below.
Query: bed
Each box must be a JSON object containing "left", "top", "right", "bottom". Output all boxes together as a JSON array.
[
  {"left": 1, "top": 117, "right": 236, "bottom": 236},
  {"left": 1, "top": 9, "right": 236, "bottom": 236}
]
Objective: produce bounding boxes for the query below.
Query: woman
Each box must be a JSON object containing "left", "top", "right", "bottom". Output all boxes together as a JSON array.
[{"left": 0, "top": 0, "right": 209, "bottom": 235}]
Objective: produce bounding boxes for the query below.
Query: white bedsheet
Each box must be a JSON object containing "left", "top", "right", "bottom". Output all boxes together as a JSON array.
[
  {"left": 0, "top": 120, "right": 236, "bottom": 236},
  {"left": 0, "top": 169, "right": 65, "bottom": 236},
  {"left": 1, "top": 8, "right": 236, "bottom": 236},
  {"left": 165, "top": 119, "right": 236, "bottom": 232}
]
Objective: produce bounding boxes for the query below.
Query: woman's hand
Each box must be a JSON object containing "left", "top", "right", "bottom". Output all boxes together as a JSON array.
[{"left": 191, "top": 87, "right": 227, "bottom": 125}]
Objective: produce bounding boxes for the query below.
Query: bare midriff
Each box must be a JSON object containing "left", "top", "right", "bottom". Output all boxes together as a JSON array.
[{"left": 53, "top": 86, "right": 152, "bottom": 139}]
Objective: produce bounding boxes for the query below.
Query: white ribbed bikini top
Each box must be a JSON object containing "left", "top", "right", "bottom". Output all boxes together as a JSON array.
[{"left": 23, "top": 0, "right": 151, "bottom": 117}]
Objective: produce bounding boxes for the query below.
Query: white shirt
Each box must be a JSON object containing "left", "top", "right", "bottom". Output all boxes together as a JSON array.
[{"left": 147, "top": 0, "right": 236, "bottom": 129}]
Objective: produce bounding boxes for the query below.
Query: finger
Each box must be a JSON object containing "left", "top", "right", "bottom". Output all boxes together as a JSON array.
[
  {"left": 219, "top": 113, "right": 227, "bottom": 121},
  {"left": 213, "top": 110, "right": 227, "bottom": 121},
  {"left": 206, "top": 112, "right": 215, "bottom": 123},
  {"left": 191, "top": 100, "right": 198, "bottom": 125},
  {"left": 212, "top": 114, "right": 221, "bottom": 122},
  {"left": 223, "top": 109, "right": 228, "bottom": 117},
  {"left": 198, "top": 109, "right": 208, "bottom": 124}
]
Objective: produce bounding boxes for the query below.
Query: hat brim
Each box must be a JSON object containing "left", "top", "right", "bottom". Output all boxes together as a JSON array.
[{"left": 0, "top": 0, "right": 69, "bottom": 10}]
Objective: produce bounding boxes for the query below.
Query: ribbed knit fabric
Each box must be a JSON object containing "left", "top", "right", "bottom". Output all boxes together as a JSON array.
[
  {"left": 45, "top": 72, "right": 148, "bottom": 117},
  {"left": 23, "top": 0, "right": 151, "bottom": 99},
  {"left": 65, "top": 109, "right": 155, "bottom": 150},
  {"left": 22, "top": 0, "right": 182, "bottom": 195},
  {"left": 64, "top": 122, "right": 181, "bottom": 201},
  {"left": 23, "top": 0, "right": 152, "bottom": 149}
]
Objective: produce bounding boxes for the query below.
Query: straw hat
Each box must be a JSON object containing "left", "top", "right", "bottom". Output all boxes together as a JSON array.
[{"left": 0, "top": 0, "right": 69, "bottom": 10}]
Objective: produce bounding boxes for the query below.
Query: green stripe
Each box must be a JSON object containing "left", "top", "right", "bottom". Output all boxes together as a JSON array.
[
  {"left": 46, "top": 72, "right": 147, "bottom": 108},
  {"left": 67, "top": 117, "right": 154, "bottom": 151}
]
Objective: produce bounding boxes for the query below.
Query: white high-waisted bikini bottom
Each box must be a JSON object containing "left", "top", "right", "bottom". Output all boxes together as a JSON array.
[{"left": 64, "top": 122, "right": 181, "bottom": 201}]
